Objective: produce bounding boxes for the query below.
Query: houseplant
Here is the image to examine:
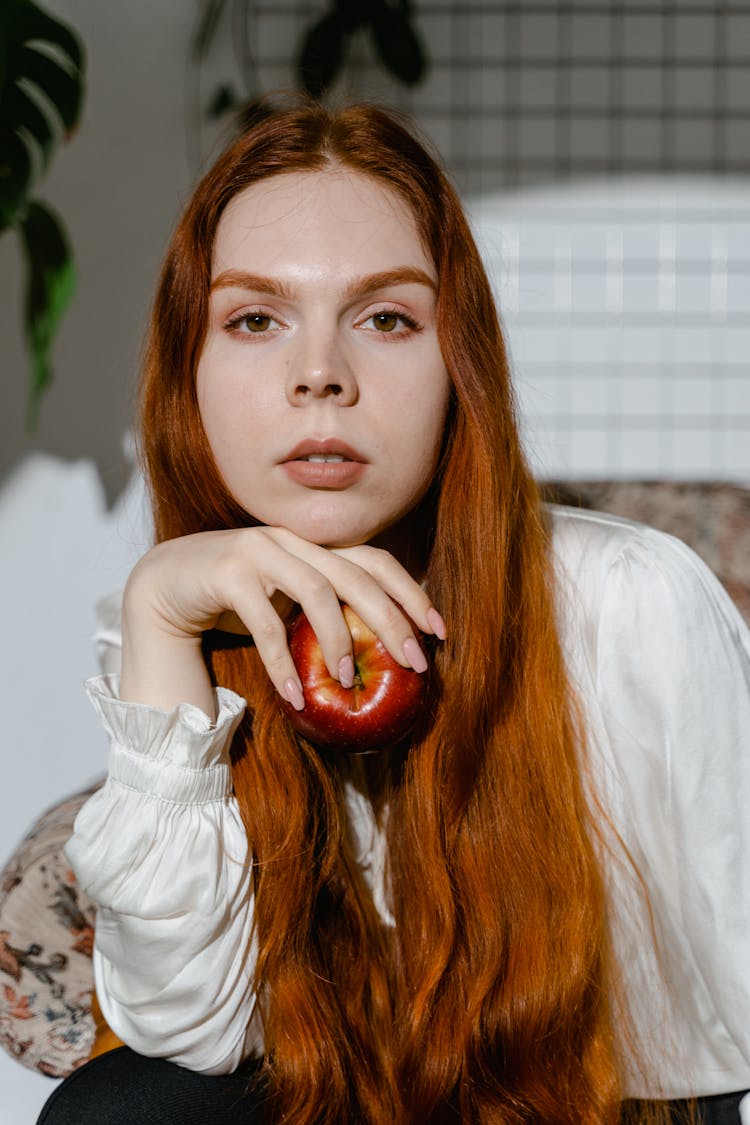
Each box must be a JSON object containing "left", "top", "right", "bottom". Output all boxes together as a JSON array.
[{"left": 0, "top": 0, "right": 84, "bottom": 423}]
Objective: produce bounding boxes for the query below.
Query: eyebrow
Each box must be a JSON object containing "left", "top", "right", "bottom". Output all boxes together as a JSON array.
[{"left": 209, "top": 267, "right": 437, "bottom": 300}]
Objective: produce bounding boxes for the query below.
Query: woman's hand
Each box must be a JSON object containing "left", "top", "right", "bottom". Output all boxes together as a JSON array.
[{"left": 120, "top": 526, "right": 446, "bottom": 719}]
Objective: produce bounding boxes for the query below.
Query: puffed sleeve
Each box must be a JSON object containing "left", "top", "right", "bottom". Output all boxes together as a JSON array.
[
  {"left": 595, "top": 527, "right": 750, "bottom": 1076},
  {"left": 64, "top": 674, "right": 262, "bottom": 1074}
]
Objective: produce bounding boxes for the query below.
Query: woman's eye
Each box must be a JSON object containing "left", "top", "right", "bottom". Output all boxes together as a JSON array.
[
  {"left": 363, "top": 310, "right": 420, "bottom": 334},
  {"left": 373, "top": 312, "right": 400, "bottom": 332},
  {"left": 243, "top": 314, "right": 272, "bottom": 332},
  {"left": 225, "top": 312, "right": 279, "bottom": 334}
]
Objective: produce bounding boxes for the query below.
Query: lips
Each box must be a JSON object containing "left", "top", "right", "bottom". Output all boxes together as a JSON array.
[
  {"left": 281, "top": 438, "right": 367, "bottom": 488},
  {"left": 283, "top": 438, "right": 366, "bottom": 463}
]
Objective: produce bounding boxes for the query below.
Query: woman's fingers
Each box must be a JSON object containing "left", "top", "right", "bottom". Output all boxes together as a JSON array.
[
  {"left": 227, "top": 582, "right": 306, "bottom": 710},
  {"left": 213, "top": 533, "right": 353, "bottom": 702},
  {"left": 122, "top": 525, "right": 446, "bottom": 715},
  {"left": 335, "top": 543, "right": 447, "bottom": 640},
  {"left": 259, "top": 530, "right": 445, "bottom": 672}
]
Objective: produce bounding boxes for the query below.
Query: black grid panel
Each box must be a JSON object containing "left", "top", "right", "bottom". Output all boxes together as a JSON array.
[{"left": 246, "top": 1, "right": 750, "bottom": 196}]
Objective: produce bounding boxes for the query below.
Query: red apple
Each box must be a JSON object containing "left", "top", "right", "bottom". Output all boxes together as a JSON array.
[{"left": 282, "top": 604, "right": 428, "bottom": 752}]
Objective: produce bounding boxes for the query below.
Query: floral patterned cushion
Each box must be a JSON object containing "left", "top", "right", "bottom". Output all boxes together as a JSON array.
[{"left": 0, "top": 782, "right": 102, "bottom": 1077}]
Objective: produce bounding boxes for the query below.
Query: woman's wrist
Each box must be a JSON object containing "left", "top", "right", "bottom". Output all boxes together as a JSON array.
[{"left": 120, "top": 604, "right": 216, "bottom": 719}]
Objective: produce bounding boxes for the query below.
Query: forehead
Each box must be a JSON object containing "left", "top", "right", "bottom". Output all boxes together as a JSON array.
[{"left": 212, "top": 168, "right": 434, "bottom": 277}]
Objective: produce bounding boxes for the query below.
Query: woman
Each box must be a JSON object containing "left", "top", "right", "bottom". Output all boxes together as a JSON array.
[{"left": 40, "top": 101, "right": 750, "bottom": 1124}]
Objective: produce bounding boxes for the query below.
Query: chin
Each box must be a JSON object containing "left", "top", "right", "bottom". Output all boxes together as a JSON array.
[
  {"left": 303, "top": 525, "right": 380, "bottom": 550},
  {"left": 243, "top": 493, "right": 408, "bottom": 551},
  {"left": 285, "top": 503, "right": 395, "bottom": 549}
]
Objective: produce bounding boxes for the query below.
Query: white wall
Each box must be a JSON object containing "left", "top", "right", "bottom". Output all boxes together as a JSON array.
[{"left": 0, "top": 455, "right": 150, "bottom": 1122}]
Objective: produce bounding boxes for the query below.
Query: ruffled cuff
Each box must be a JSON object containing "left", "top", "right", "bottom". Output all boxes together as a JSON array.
[{"left": 85, "top": 674, "right": 246, "bottom": 805}]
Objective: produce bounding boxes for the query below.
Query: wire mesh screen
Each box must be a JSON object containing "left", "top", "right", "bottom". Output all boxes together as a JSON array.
[
  {"left": 245, "top": 1, "right": 750, "bottom": 193},
  {"left": 468, "top": 179, "right": 750, "bottom": 479},
  {"left": 216, "top": 1, "right": 750, "bottom": 480}
]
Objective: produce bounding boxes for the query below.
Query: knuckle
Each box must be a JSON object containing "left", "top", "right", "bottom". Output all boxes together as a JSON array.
[
  {"left": 266, "top": 524, "right": 290, "bottom": 541},
  {"left": 255, "top": 616, "right": 284, "bottom": 647},
  {"left": 239, "top": 525, "right": 270, "bottom": 556},
  {"left": 264, "top": 650, "right": 291, "bottom": 677},
  {"left": 381, "top": 601, "right": 407, "bottom": 635},
  {"left": 215, "top": 551, "right": 248, "bottom": 593},
  {"left": 217, "top": 530, "right": 268, "bottom": 583},
  {"left": 303, "top": 572, "right": 334, "bottom": 603},
  {"left": 354, "top": 545, "right": 389, "bottom": 577},
  {"left": 262, "top": 525, "right": 294, "bottom": 551}
]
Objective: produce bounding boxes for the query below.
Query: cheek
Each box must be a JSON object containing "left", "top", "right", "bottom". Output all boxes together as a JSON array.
[
  {"left": 393, "top": 371, "right": 451, "bottom": 487},
  {"left": 197, "top": 352, "right": 267, "bottom": 455},
  {"left": 416, "top": 366, "right": 452, "bottom": 462},
  {"left": 195, "top": 373, "right": 225, "bottom": 461},
  {"left": 196, "top": 356, "right": 248, "bottom": 476},
  {"left": 195, "top": 350, "right": 219, "bottom": 426}
]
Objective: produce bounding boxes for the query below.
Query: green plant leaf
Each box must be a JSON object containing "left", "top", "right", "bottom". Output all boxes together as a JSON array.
[
  {"left": 17, "top": 198, "right": 76, "bottom": 424},
  {"left": 4, "top": 81, "right": 54, "bottom": 169},
  {"left": 371, "top": 1, "right": 426, "bottom": 86},
  {"left": 0, "top": 2, "right": 83, "bottom": 414},
  {"left": 12, "top": 44, "right": 83, "bottom": 133},
  {"left": 0, "top": 127, "right": 32, "bottom": 229},
  {"left": 0, "top": 0, "right": 83, "bottom": 72},
  {"left": 191, "top": 0, "right": 229, "bottom": 61},
  {"left": 0, "top": 0, "right": 84, "bottom": 228},
  {"left": 207, "top": 82, "right": 239, "bottom": 120},
  {"left": 332, "top": 0, "right": 370, "bottom": 33},
  {"left": 297, "top": 13, "right": 346, "bottom": 99}
]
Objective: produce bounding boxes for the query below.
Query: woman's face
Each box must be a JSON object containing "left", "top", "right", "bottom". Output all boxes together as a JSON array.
[{"left": 196, "top": 168, "right": 451, "bottom": 553}]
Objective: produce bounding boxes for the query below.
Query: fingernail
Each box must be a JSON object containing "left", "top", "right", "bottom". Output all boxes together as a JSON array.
[
  {"left": 402, "top": 636, "right": 428, "bottom": 673},
  {"left": 338, "top": 655, "right": 355, "bottom": 689},
  {"left": 283, "top": 678, "right": 305, "bottom": 712},
  {"left": 426, "top": 607, "right": 446, "bottom": 640}
]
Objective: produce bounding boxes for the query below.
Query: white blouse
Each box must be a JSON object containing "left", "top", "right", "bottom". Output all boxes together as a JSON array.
[{"left": 64, "top": 506, "right": 750, "bottom": 1100}]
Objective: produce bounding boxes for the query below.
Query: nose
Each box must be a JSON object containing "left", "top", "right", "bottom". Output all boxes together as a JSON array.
[{"left": 285, "top": 329, "right": 358, "bottom": 406}]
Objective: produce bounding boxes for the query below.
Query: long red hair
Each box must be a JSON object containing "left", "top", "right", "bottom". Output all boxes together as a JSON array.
[{"left": 139, "top": 101, "right": 665, "bottom": 1123}]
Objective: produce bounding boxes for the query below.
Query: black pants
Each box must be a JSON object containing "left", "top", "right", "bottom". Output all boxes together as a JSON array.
[
  {"left": 38, "top": 1047, "right": 748, "bottom": 1124},
  {"left": 37, "top": 1047, "right": 266, "bottom": 1124},
  {"left": 665, "top": 1093, "right": 749, "bottom": 1124}
]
